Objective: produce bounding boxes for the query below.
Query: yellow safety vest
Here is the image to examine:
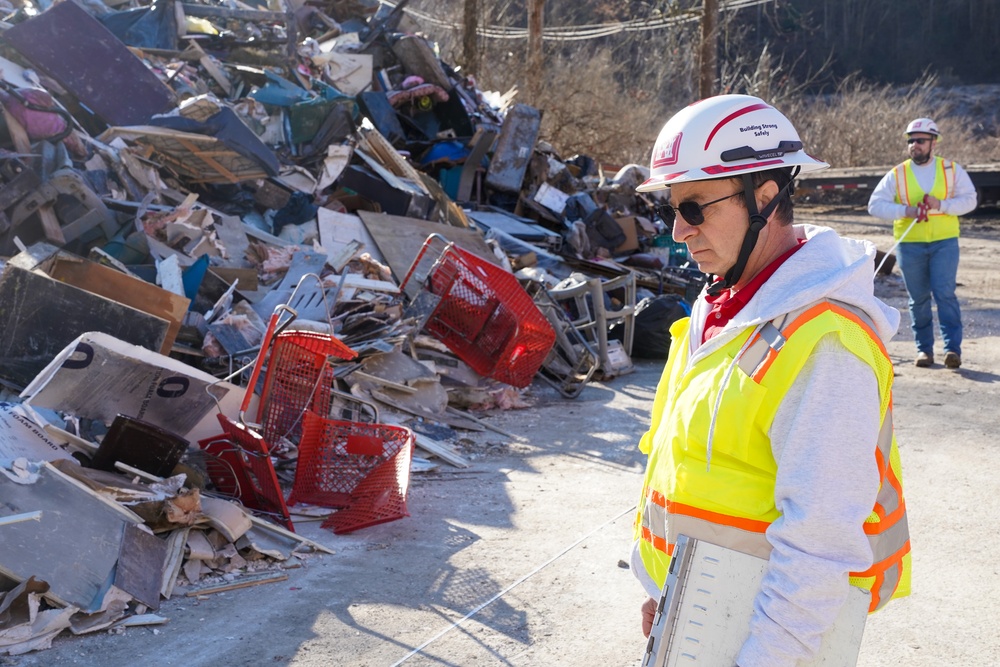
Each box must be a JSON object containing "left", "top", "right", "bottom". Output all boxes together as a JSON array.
[
  {"left": 892, "top": 156, "right": 960, "bottom": 242},
  {"left": 634, "top": 300, "right": 911, "bottom": 613}
]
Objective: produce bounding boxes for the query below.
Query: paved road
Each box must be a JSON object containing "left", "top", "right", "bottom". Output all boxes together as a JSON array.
[{"left": 9, "top": 213, "right": 1000, "bottom": 666}]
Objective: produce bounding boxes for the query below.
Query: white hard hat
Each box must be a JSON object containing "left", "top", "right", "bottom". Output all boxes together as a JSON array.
[
  {"left": 636, "top": 94, "right": 828, "bottom": 193},
  {"left": 905, "top": 118, "right": 940, "bottom": 137}
]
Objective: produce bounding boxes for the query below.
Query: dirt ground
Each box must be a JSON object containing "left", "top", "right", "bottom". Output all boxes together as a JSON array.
[{"left": 6, "top": 203, "right": 1000, "bottom": 667}]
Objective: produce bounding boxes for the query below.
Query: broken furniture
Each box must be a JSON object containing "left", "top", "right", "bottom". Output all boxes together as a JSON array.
[
  {"left": 400, "top": 234, "right": 556, "bottom": 388},
  {"left": 593, "top": 272, "right": 637, "bottom": 373},
  {"left": 527, "top": 282, "right": 600, "bottom": 398},
  {"left": 88, "top": 414, "right": 189, "bottom": 479},
  {"left": 0, "top": 143, "right": 120, "bottom": 254},
  {"left": 547, "top": 272, "right": 636, "bottom": 379}
]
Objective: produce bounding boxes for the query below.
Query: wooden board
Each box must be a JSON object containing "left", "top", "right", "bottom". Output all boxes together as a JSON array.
[
  {"left": 357, "top": 211, "right": 499, "bottom": 300},
  {"left": 0, "top": 264, "right": 169, "bottom": 389},
  {"left": 0, "top": 462, "right": 139, "bottom": 612},
  {"left": 102, "top": 126, "right": 271, "bottom": 184},
  {"left": 47, "top": 254, "right": 189, "bottom": 355}
]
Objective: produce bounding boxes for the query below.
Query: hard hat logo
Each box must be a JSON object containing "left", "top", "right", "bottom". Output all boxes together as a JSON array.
[
  {"left": 636, "top": 94, "right": 828, "bottom": 193},
  {"left": 652, "top": 133, "right": 682, "bottom": 168},
  {"left": 905, "top": 117, "right": 940, "bottom": 137}
]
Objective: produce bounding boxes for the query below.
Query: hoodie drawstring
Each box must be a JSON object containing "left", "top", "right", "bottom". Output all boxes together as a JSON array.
[{"left": 704, "top": 323, "right": 765, "bottom": 471}]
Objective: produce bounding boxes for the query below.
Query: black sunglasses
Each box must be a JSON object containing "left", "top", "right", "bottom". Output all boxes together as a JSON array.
[
  {"left": 907, "top": 137, "right": 932, "bottom": 145},
  {"left": 655, "top": 191, "right": 742, "bottom": 227}
]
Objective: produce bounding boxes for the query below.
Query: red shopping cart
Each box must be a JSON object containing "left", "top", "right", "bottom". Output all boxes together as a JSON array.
[
  {"left": 289, "top": 411, "right": 414, "bottom": 534},
  {"left": 198, "top": 294, "right": 356, "bottom": 532},
  {"left": 399, "top": 234, "right": 555, "bottom": 388}
]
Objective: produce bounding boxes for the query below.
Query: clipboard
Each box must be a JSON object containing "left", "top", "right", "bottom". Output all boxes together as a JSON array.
[{"left": 643, "top": 534, "right": 869, "bottom": 666}]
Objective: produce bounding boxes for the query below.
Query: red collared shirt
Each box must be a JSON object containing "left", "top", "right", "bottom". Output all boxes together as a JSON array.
[{"left": 702, "top": 240, "right": 806, "bottom": 344}]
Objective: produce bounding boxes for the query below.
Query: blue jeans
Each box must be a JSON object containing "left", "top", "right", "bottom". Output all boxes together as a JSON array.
[{"left": 896, "top": 238, "right": 962, "bottom": 356}]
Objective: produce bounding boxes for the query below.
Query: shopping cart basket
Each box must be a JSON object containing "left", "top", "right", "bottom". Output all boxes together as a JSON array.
[
  {"left": 198, "top": 414, "right": 296, "bottom": 532},
  {"left": 399, "top": 234, "right": 555, "bottom": 388},
  {"left": 256, "top": 330, "right": 356, "bottom": 445},
  {"left": 199, "top": 295, "right": 356, "bottom": 532},
  {"left": 289, "top": 411, "right": 414, "bottom": 534}
]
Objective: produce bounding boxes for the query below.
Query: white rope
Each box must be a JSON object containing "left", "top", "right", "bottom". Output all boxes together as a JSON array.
[
  {"left": 874, "top": 217, "right": 919, "bottom": 276},
  {"left": 389, "top": 504, "right": 636, "bottom": 665}
]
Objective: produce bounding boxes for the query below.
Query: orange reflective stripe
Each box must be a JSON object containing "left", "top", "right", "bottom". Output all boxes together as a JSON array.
[
  {"left": 853, "top": 539, "right": 910, "bottom": 611},
  {"left": 852, "top": 539, "right": 911, "bottom": 579},
  {"left": 752, "top": 302, "right": 889, "bottom": 384},
  {"left": 666, "top": 500, "right": 771, "bottom": 534},
  {"left": 827, "top": 303, "right": 889, "bottom": 359},
  {"left": 896, "top": 165, "right": 911, "bottom": 205},
  {"left": 650, "top": 490, "right": 666, "bottom": 507},
  {"left": 780, "top": 303, "right": 830, "bottom": 340},
  {"left": 867, "top": 463, "right": 907, "bottom": 532},
  {"left": 874, "top": 444, "right": 887, "bottom": 481},
  {"left": 641, "top": 526, "right": 669, "bottom": 553},
  {"left": 751, "top": 347, "right": 779, "bottom": 382}
]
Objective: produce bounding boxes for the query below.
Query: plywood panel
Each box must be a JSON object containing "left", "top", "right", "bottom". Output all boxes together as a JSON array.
[
  {"left": 48, "top": 255, "right": 189, "bottom": 355},
  {"left": 0, "top": 265, "right": 168, "bottom": 389}
]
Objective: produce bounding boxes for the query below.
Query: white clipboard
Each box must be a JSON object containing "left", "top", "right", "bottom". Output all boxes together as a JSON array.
[{"left": 642, "top": 534, "right": 869, "bottom": 666}]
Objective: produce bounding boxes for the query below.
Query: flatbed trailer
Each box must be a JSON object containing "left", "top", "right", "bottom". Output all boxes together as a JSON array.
[{"left": 796, "top": 163, "right": 1000, "bottom": 205}]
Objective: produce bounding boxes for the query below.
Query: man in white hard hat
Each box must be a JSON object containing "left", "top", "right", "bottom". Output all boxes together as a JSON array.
[
  {"left": 867, "top": 118, "right": 977, "bottom": 368},
  {"left": 630, "top": 95, "right": 910, "bottom": 667}
]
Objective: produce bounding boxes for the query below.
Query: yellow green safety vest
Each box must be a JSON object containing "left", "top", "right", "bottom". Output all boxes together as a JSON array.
[
  {"left": 892, "top": 156, "right": 960, "bottom": 242},
  {"left": 634, "top": 299, "right": 911, "bottom": 613}
]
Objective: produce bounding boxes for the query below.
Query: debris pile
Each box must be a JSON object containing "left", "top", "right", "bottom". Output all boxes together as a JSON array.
[{"left": 0, "top": 0, "right": 704, "bottom": 655}]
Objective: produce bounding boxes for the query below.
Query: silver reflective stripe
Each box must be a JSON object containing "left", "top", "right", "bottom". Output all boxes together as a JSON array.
[
  {"left": 642, "top": 498, "right": 668, "bottom": 545},
  {"left": 876, "top": 561, "right": 901, "bottom": 610},
  {"left": 667, "top": 513, "right": 771, "bottom": 560},
  {"left": 872, "top": 415, "right": 901, "bottom": 516},
  {"left": 734, "top": 303, "right": 815, "bottom": 378},
  {"left": 736, "top": 321, "right": 786, "bottom": 377},
  {"left": 868, "top": 512, "right": 910, "bottom": 564}
]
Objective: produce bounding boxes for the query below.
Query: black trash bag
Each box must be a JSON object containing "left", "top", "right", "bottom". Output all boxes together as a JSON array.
[{"left": 609, "top": 294, "right": 690, "bottom": 359}]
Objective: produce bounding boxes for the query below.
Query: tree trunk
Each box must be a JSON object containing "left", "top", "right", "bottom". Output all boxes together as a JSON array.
[{"left": 699, "top": 0, "right": 719, "bottom": 99}]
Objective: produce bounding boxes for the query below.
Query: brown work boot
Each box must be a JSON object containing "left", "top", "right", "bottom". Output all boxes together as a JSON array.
[
  {"left": 914, "top": 351, "right": 933, "bottom": 367},
  {"left": 944, "top": 351, "right": 961, "bottom": 369}
]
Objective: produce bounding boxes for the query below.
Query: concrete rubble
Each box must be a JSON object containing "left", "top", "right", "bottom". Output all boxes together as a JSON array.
[{"left": 0, "top": 0, "right": 704, "bottom": 655}]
